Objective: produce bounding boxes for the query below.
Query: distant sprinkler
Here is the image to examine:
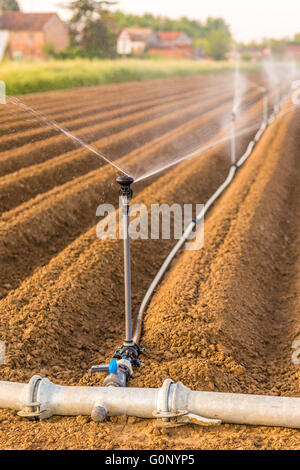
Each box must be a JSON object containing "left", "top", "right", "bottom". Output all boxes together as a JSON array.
[
  {"left": 274, "top": 82, "right": 281, "bottom": 115},
  {"left": 263, "top": 91, "right": 268, "bottom": 123},
  {"left": 231, "top": 110, "right": 237, "bottom": 166},
  {"left": 278, "top": 86, "right": 281, "bottom": 109}
]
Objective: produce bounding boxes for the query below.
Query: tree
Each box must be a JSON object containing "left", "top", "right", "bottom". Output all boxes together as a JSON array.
[
  {"left": 0, "top": 0, "right": 20, "bottom": 12},
  {"left": 113, "top": 10, "right": 207, "bottom": 38},
  {"left": 269, "top": 38, "right": 287, "bottom": 55},
  {"left": 204, "top": 29, "right": 232, "bottom": 60},
  {"left": 66, "top": 0, "right": 118, "bottom": 57},
  {"left": 205, "top": 17, "right": 231, "bottom": 36},
  {"left": 294, "top": 32, "right": 300, "bottom": 44},
  {"left": 66, "top": 0, "right": 115, "bottom": 28}
]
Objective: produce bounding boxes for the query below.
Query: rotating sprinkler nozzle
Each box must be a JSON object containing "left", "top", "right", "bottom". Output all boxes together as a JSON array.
[{"left": 90, "top": 175, "right": 143, "bottom": 386}]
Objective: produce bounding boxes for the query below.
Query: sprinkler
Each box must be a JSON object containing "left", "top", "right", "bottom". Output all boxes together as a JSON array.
[
  {"left": 274, "top": 85, "right": 281, "bottom": 115},
  {"left": 231, "top": 110, "right": 237, "bottom": 166},
  {"left": 278, "top": 86, "right": 282, "bottom": 109},
  {"left": 90, "top": 176, "right": 143, "bottom": 387},
  {"left": 117, "top": 176, "right": 134, "bottom": 347},
  {"left": 263, "top": 91, "right": 268, "bottom": 123}
]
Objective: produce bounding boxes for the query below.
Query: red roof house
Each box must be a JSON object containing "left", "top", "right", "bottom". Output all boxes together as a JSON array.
[
  {"left": 0, "top": 12, "right": 70, "bottom": 60},
  {"left": 117, "top": 28, "right": 195, "bottom": 59},
  {"left": 158, "top": 31, "right": 192, "bottom": 45},
  {"left": 148, "top": 31, "right": 195, "bottom": 59}
]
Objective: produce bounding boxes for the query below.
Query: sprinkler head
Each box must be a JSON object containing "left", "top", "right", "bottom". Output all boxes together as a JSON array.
[
  {"left": 116, "top": 175, "right": 134, "bottom": 187},
  {"left": 116, "top": 176, "right": 134, "bottom": 200}
]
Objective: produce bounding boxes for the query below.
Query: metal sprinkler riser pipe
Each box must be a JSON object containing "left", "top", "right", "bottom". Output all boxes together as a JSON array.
[
  {"left": 89, "top": 176, "right": 142, "bottom": 386},
  {"left": 116, "top": 176, "right": 134, "bottom": 346}
]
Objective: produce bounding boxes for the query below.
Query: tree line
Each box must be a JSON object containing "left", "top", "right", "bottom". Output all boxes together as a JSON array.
[
  {"left": 64, "top": 1, "right": 233, "bottom": 60},
  {"left": 0, "top": 0, "right": 20, "bottom": 13}
]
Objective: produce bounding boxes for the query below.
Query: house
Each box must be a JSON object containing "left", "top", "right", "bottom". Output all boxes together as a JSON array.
[
  {"left": 227, "top": 48, "right": 270, "bottom": 62},
  {"left": 147, "top": 31, "right": 195, "bottom": 59},
  {"left": 285, "top": 43, "right": 300, "bottom": 60},
  {"left": 117, "top": 28, "right": 195, "bottom": 59},
  {"left": 0, "top": 12, "right": 70, "bottom": 61},
  {"left": 117, "top": 27, "right": 154, "bottom": 56}
]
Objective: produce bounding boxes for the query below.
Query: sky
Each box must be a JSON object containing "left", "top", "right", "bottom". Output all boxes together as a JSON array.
[{"left": 19, "top": 0, "right": 300, "bottom": 43}]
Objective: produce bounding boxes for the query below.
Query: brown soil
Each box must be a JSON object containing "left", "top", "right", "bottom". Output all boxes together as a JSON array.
[
  {"left": 0, "top": 75, "right": 299, "bottom": 450},
  {"left": 0, "top": 86, "right": 262, "bottom": 298},
  {"left": 0, "top": 86, "right": 232, "bottom": 202},
  {"left": 0, "top": 88, "right": 231, "bottom": 177}
]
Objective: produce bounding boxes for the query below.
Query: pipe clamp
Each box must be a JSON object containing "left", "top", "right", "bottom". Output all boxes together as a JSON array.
[
  {"left": 17, "top": 375, "right": 51, "bottom": 420},
  {"left": 154, "top": 379, "right": 222, "bottom": 427}
]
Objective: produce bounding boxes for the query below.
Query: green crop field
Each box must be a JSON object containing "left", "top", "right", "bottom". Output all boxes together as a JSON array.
[{"left": 0, "top": 58, "right": 252, "bottom": 95}]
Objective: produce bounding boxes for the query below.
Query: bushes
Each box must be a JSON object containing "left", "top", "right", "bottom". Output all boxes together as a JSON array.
[{"left": 0, "top": 58, "right": 253, "bottom": 95}]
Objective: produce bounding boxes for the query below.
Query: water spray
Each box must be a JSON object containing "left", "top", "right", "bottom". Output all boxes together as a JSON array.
[
  {"left": 90, "top": 176, "right": 143, "bottom": 387},
  {"left": 274, "top": 93, "right": 280, "bottom": 115},
  {"left": 278, "top": 87, "right": 281, "bottom": 110}
]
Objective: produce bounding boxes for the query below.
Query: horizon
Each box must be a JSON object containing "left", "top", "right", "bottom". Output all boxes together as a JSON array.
[{"left": 17, "top": 0, "right": 300, "bottom": 43}]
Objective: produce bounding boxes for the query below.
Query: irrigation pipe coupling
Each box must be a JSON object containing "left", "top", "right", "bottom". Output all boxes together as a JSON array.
[{"left": 1, "top": 376, "right": 300, "bottom": 429}]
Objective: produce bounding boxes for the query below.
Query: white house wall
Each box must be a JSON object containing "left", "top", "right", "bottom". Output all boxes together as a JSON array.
[{"left": 0, "top": 30, "right": 9, "bottom": 62}]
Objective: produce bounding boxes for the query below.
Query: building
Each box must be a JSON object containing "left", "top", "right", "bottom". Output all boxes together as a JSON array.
[
  {"left": 148, "top": 31, "right": 195, "bottom": 59},
  {"left": 117, "top": 28, "right": 195, "bottom": 59},
  {"left": 117, "top": 27, "right": 154, "bottom": 56},
  {"left": 0, "top": 12, "right": 70, "bottom": 61}
]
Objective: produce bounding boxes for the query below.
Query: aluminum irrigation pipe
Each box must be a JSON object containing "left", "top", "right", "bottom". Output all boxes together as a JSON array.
[
  {"left": 133, "top": 104, "right": 283, "bottom": 344},
  {"left": 2, "top": 376, "right": 300, "bottom": 428}
]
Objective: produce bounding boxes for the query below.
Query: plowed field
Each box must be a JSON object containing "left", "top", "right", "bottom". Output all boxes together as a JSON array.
[{"left": 0, "top": 74, "right": 299, "bottom": 450}]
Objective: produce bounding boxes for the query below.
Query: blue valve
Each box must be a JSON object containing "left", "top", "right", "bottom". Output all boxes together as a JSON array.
[{"left": 109, "top": 360, "right": 118, "bottom": 374}]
